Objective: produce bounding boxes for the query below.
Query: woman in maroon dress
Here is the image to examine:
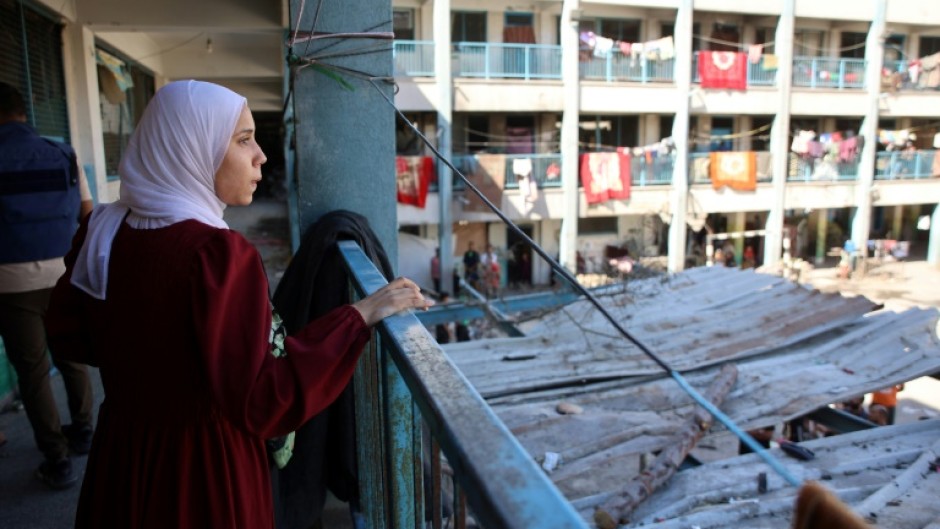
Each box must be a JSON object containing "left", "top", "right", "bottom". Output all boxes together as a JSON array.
[{"left": 45, "top": 80, "right": 431, "bottom": 528}]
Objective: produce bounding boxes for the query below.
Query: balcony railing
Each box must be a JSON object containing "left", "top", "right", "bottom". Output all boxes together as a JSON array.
[
  {"left": 632, "top": 152, "right": 675, "bottom": 185},
  {"left": 393, "top": 40, "right": 435, "bottom": 77},
  {"left": 453, "top": 42, "right": 562, "bottom": 80},
  {"left": 581, "top": 52, "right": 675, "bottom": 83},
  {"left": 792, "top": 56, "right": 866, "bottom": 89},
  {"left": 786, "top": 153, "right": 860, "bottom": 182},
  {"left": 875, "top": 149, "right": 938, "bottom": 180},
  {"left": 339, "top": 240, "right": 588, "bottom": 529}
]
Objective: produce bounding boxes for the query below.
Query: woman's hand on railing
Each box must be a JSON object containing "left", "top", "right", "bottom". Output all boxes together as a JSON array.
[{"left": 352, "top": 277, "right": 434, "bottom": 326}]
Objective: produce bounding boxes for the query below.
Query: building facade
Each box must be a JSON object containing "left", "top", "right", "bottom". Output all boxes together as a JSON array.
[{"left": 391, "top": 0, "right": 940, "bottom": 287}]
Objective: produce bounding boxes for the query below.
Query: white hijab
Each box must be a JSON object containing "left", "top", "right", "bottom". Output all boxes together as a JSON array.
[{"left": 70, "top": 80, "right": 247, "bottom": 299}]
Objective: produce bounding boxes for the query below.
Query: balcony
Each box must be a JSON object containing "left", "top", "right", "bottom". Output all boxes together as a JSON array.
[
  {"left": 395, "top": 41, "right": 877, "bottom": 94},
  {"left": 339, "top": 241, "right": 587, "bottom": 528},
  {"left": 453, "top": 42, "right": 562, "bottom": 80},
  {"left": 393, "top": 40, "right": 435, "bottom": 77},
  {"left": 875, "top": 150, "right": 938, "bottom": 180},
  {"left": 786, "top": 153, "right": 860, "bottom": 182},
  {"left": 581, "top": 52, "right": 675, "bottom": 83},
  {"left": 791, "top": 57, "right": 866, "bottom": 89}
]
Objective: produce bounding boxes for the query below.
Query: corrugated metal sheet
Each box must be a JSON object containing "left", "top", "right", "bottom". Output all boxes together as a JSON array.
[
  {"left": 626, "top": 419, "right": 940, "bottom": 528},
  {"left": 442, "top": 266, "right": 940, "bottom": 527}
]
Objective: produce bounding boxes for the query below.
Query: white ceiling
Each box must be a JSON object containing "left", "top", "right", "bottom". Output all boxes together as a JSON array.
[{"left": 70, "top": 0, "right": 288, "bottom": 111}]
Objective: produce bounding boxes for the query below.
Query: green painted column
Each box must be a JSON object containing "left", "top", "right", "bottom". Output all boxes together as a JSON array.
[{"left": 288, "top": 0, "right": 398, "bottom": 266}]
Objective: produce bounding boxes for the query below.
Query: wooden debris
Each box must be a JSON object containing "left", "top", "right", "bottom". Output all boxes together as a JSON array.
[{"left": 593, "top": 364, "right": 739, "bottom": 527}]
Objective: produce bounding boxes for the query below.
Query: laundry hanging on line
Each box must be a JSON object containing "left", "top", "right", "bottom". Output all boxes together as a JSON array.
[
  {"left": 395, "top": 156, "right": 434, "bottom": 208},
  {"left": 580, "top": 150, "right": 631, "bottom": 205},
  {"left": 710, "top": 151, "right": 757, "bottom": 191},
  {"left": 698, "top": 51, "right": 748, "bottom": 90}
]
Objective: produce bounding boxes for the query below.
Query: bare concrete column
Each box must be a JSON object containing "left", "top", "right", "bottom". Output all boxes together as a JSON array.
[
  {"left": 852, "top": 0, "right": 887, "bottom": 260},
  {"left": 667, "top": 0, "right": 693, "bottom": 272},
  {"left": 62, "top": 24, "right": 108, "bottom": 202},
  {"left": 764, "top": 0, "right": 794, "bottom": 268},
  {"left": 434, "top": 0, "right": 454, "bottom": 292},
  {"left": 559, "top": 0, "right": 580, "bottom": 273}
]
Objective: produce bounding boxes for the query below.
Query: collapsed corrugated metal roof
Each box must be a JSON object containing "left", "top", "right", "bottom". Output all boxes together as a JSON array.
[{"left": 442, "top": 266, "right": 940, "bottom": 527}]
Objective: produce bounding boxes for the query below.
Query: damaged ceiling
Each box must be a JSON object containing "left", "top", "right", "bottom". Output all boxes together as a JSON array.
[{"left": 442, "top": 266, "right": 940, "bottom": 527}]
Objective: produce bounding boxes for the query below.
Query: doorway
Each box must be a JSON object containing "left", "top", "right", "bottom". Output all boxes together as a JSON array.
[{"left": 507, "top": 224, "right": 534, "bottom": 287}]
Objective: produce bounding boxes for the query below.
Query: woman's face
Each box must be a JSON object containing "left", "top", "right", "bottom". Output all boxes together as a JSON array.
[{"left": 214, "top": 105, "right": 266, "bottom": 206}]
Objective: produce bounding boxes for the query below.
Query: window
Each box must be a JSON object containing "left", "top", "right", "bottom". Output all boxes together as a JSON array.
[
  {"left": 883, "top": 34, "right": 905, "bottom": 63},
  {"left": 597, "top": 18, "right": 641, "bottom": 42},
  {"left": 840, "top": 32, "right": 866, "bottom": 59},
  {"left": 0, "top": 0, "right": 69, "bottom": 140},
  {"left": 750, "top": 117, "right": 773, "bottom": 151},
  {"left": 578, "top": 216, "right": 618, "bottom": 234},
  {"left": 96, "top": 46, "right": 154, "bottom": 179},
  {"left": 665, "top": 22, "right": 702, "bottom": 51},
  {"left": 579, "top": 115, "right": 639, "bottom": 151},
  {"left": 466, "top": 114, "right": 489, "bottom": 153},
  {"left": 708, "top": 23, "right": 739, "bottom": 52},
  {"left": 919, "top": 36, "right": 940, "bottom": 57},
  {"left": 393, "top": 9, "right": 415, "bottom": 40},
  {"left": 506, "top": 115, "right": 535, "bottom": 155},
  {"left": 505, "top": 12, "right": 532, "bottom": 27},
  {"left": 452, "top": 11, "right": 486, "bottom": 42},
  {"left": 754, "top": 28, "right": 775, "bottom": 55}
]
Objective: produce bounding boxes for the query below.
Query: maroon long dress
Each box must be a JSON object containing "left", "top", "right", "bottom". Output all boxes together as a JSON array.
[{"left": 46, "top": 219, "right": 370, "bottom": 529}]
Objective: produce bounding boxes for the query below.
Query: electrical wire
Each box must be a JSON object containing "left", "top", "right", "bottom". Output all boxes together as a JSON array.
[{"left": 134, "top": 33, "right": 205, "bottom": 62}]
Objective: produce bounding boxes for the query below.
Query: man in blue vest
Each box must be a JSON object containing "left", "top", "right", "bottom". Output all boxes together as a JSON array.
[{"left": 0, "top": 82, "right": 94, "bottom": 489}]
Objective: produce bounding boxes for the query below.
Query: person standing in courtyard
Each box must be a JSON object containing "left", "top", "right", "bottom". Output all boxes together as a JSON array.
[
  {"left": 870, "top": 384, "right": 904, "bottom": 425},
  {"left": 0, "top": 81, "right": 95, "bottom": 490},
  {"left": 45, "top": 80, "right": 431, "bottom": 529}
]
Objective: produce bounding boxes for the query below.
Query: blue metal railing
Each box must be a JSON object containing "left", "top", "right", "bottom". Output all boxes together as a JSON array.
[
  {"left": 631, "top": 152, "right": 675, "bottom": 185},
  {"left": 453, "top": 42, "right": 562, "bottom": 80},
  {"left": 875, "top": 149, "right": 938, "bottom": 180},
  {"left": 340, "top": 241, "right": 588, "bottom": 529},
  {"left": 580, "top": 51, "right": 675, "bottom": 83},
  {"left": 786, "top": 153, "right": 860, "bottom": 182},
  {"left": 393, "top": 40, "right": 435, "bottom": 77},
  {"left": 792, "top": 56, "right": 866, "bottom": 89}
]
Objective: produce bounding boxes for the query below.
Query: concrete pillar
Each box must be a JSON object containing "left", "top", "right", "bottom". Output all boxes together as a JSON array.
[
  {"left": 290, "top": 0, "right": 397, "bottom": 264},
  {"left": 667, "top": 0, "right": 693, "bottom": 273},
  {"left": 738, "top": 116, "right": 753, "bottom": 151},
  {"left": 764, "top": 0, "right": 794, "bottom": 268},
  {"left": 62, "top": 24, "right": 108, "bottom": 203},
  {"left": 892, "top": 205, "right": 904, "bottom": 239},
  {"left": 538, "top": 114, "right": 556, "bottom": 153},
  {"left": 929, "top": 205, "right": 940, "bottom": 266},
  {"left": 535, "top": 218, "right": 561, "bottom": 284},
  {"left": 435, "top": 0, "right": 454, "bottom": 294},
  {"left": 852, "top": 0, "right": 887, "bottom": 259},
  {"left": 732, "top": 211, "right": 746, "bottom": 264},
  {"left": 559, "top": 0, "right": 580, "bottom": 273},
  {"left": 643, "top": 114, "right": 660, "bottom": 146},
  {"left": 815, "top": 208, "right": 829, "bottom": 264}
]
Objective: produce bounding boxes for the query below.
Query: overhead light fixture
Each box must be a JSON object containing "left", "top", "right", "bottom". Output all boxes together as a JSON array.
[{"left": 206, "top": 37, "right": 213, "bottom": 54}]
